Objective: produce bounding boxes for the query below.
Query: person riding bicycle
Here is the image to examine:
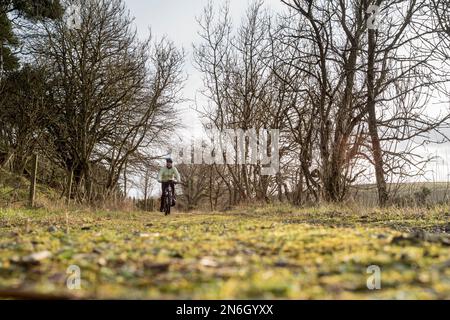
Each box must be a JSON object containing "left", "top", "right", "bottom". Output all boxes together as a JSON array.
[{"left": 157, "top": 158, "right": 181, "bottom": 212}]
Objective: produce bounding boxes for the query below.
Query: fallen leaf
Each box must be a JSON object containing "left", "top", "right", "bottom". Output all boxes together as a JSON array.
[
  {"left": 200, "top": 257, "right": 219, "bottom": 268},
  {"left": 138, "top": 233, "right": 151, "bottom": 238},
  {"left": 137, "top": 232, "right": 160, "bottom": 238},
  {"left": 15, "top": 251, "right": 53, "bottom": 265},
  {"left": 97, "top": 257, "right": 107, "bottom": 266}
]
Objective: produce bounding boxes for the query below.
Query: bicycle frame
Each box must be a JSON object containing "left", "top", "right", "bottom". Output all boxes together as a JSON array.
[{"left": 162, "top": 180, "right": 176, "bottom": 215}]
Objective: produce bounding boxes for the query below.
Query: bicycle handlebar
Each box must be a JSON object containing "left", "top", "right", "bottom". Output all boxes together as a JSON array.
[{"left": 164, "top": 180, "right": 178, "bottom": 184}]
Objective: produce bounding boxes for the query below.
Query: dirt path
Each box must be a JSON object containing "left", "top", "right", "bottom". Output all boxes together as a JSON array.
[{"left": 0, "top": 208, "right": 449, "bottom": 299}]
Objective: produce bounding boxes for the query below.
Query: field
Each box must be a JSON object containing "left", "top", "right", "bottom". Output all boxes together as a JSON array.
[{"left": 0, "top": 205, "right": 449, "bottom": 300}]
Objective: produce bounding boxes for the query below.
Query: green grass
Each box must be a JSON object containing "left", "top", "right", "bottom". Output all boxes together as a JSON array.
[
  {"left": 0, "top": 168, "right": 60, "bottom": 208},
  {"left": 0, "top": 205, "right": 449, "bottom": 299}
]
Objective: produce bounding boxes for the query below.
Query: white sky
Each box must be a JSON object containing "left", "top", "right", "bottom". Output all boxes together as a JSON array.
[{"left": 126, "top": 0, "right": 285, "bottom": 139}]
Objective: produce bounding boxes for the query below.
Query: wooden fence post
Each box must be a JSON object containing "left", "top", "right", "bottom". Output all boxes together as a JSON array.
[
  {"left": 29, "top": 153, "right": 38, "bottom": 207},
  {"left": 67, "top": 169, "right": 73, "bottom": 205}
]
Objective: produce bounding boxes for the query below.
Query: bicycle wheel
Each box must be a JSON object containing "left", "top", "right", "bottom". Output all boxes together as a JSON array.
[{"left": 164, "top": 192, "right": 171, "bottom": 215}]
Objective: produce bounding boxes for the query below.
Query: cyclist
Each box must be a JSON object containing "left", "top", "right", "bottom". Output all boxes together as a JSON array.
[{"left": 157, "top": 158, "right": 181, "bottom": 212}]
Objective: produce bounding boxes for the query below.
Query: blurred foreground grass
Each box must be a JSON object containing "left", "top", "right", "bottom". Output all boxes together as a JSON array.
[{"left": 0, "top": 205, "right": 449, "bottom": 299}]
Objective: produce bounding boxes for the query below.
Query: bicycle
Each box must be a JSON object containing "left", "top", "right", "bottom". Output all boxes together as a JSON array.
[{"left": 162, "top": 180, "right": 177, "bottom": 216}]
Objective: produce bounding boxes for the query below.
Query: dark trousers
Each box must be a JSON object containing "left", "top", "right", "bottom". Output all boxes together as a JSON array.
[{"left": 160, "top": 181, "right": 175, "bottom": 210}]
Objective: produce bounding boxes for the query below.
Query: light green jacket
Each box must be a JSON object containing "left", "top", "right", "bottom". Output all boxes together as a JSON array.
[{"left": 157, "top": 166, "right": 181, "bottom": 182}]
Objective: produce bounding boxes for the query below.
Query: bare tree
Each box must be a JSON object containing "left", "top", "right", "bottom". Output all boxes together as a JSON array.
[
  {"left": 276, "top": 0, "right": 450, "bottom": 205},
  {"left": 194, "top": 1, "right": 291, "bottom": 205},
  {"left": 30, "top": 0, "right": 184, "bottom": 202},
  {"left": 0, "top": 65, "right": 49, "bottom": 174}
]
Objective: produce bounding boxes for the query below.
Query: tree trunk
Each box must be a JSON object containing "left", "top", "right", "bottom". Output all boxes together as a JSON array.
[
  {"left": 67, "top": 169, "right": 74, "bottom": 205},
  {"left": 0, "top": 40, "right": 4, "bottom": 80},
  {"left": 12, "top": 152, "right": 28, "bottom": 175},
  {"left": 123, "top": 160, "right": 128, "bottom": 198},
  {"left": 367, "top": 27, "right": 388, "bottom": 207},
  {"left": 28, "top": 154, "right": 38, "bottom": 207}
]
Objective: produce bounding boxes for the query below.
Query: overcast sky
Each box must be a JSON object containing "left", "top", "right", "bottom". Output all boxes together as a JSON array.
[{"left": 125, "top": 0, "right": 285, "bottom": 138}]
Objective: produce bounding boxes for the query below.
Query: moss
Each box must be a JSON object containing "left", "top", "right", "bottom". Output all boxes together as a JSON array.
[{"left": 0, "top": 206, "right": 449, "bottom": 299}]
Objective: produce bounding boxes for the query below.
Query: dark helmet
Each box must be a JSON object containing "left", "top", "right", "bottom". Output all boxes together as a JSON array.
[{"left": 166, "top": 158, "right": 173, "bottom": 164}]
